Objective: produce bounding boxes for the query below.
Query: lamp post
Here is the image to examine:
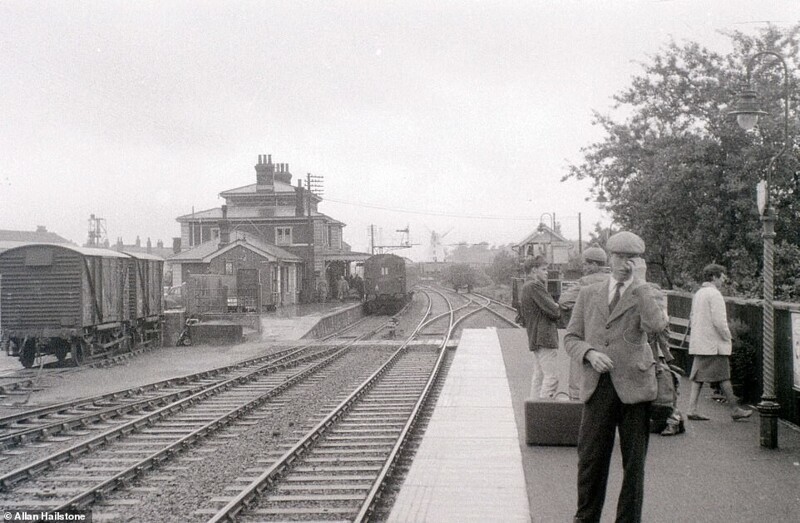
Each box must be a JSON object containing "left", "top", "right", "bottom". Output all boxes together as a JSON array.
[{"left": 728, "top": 51, "right": 791, "bottom": 449}]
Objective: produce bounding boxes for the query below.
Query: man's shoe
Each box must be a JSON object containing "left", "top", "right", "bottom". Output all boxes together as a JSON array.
[
  {"left": 731, "top": 407, "right": 753, "bottom": 421},
  {"left": 687, "top": 413, "right": 710, "bottom": 421}
]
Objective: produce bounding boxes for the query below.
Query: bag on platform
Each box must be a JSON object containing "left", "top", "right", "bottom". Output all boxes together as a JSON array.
[{"left": 654, "top": 361, "right": 678, "bottom": 408}]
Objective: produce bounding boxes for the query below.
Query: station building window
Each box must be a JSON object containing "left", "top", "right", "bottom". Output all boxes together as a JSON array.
[{"left": 276, "top": 227, "right": 292, "bottom": 246}]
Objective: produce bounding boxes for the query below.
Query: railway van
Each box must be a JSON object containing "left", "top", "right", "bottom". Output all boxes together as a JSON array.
[
  {"left": 363, "top": 253, "right": 413, "bottom": 315},
  {"left": 0, "top": 243, "right": 163, "bottom": 367}
]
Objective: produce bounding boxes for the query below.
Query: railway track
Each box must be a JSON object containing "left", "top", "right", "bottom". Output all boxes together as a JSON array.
[
  {"left": 0, "top": 289, "right": 517, "bottom": 521},
  {"left": 0, "top": 315, "right": 396, "bottom": 513},
  {"left": 0, "top": 317, "right": 386, "bottom": 457},
  {"left": 204, "top": 287, "right": 519, "bottom": 522}
]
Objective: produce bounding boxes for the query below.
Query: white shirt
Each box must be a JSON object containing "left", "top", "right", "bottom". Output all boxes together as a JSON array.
[{"left": 608, "top": 276, "right": 633, "bottom": 305}]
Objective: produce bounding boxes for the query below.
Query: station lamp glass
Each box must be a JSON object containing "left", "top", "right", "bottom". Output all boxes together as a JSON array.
[{"left": 729, "top": 87, "right": 769, "bottom": 131}]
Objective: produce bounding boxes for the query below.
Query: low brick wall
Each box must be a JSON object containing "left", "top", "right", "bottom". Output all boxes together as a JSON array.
[
  {"left": 302, "top": 304, "right": 365, "bottom": 339},
  {"left": 189, "top": 321, "right": 243, "bottom": 346},
  {"left": 198, "top": 312, "right": 262, "bottom": 333}
]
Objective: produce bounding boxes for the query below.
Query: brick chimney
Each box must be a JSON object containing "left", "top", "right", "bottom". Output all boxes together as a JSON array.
[
  {"left": 275, "top": 162, "right": 292, "bottom": 184},
  {"left": 173, "top": 237, "right": 182, "bottom": 254},
  {"left": 219, "top": 205, "right": 230, "bottom": 248},
  {"left": 255, "top": 154, "right": 274, "bottom": 191}
]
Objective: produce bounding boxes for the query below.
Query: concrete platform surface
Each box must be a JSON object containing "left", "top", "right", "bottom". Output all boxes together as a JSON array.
[
  {"left": 260, "top": 301, "right": 360, "bottom": 340},
  {"left": 496, "top": 327, "right": 800, "bottom": 523},
  {"left": 388, "top": 328, "right": 530, "bottom": 522}
]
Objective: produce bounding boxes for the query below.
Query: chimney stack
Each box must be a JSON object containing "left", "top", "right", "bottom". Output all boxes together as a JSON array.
[
  {"left": 219, "top": 204, "right": 230, "bottom": 248},
  {"left": 255, "top": 153, "right": 274, "bottom": 190},
  {"left": 275, "top": 161, "right": 292, "bottom": 184},
  {"left": 173, "top": 237, "right": 182, "bottom": 254}
]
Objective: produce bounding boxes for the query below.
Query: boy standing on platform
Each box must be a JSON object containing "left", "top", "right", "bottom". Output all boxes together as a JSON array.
[{"left": 520, "top": 255, "right": 562, "bottom": 399}]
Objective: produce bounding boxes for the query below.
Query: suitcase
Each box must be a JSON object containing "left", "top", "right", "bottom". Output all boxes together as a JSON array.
[{"left": 525, "top": 398, "right": 583, "bottom": 446}]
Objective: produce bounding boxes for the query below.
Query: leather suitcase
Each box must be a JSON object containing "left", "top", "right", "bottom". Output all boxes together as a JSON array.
[{"left": 525, "top": 398, "right": 583, "bottom": 446}]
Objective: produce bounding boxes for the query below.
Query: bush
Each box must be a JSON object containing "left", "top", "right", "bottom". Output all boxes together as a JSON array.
[{"left": 728, "top": 318, "right": 760, "bottom": 402}]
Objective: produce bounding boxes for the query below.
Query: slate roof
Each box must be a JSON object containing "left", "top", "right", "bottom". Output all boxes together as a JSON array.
[{"left": 168, "top": 231, "right": 302, "bottom": 263}]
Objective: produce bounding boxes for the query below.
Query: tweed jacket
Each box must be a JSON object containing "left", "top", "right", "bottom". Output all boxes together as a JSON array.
[
  {"left": 688, "top": 283, "right": 732, "bottom": 356},
  {"left": 564, "top": 276, "right": 668, "bottom": 404},
  {"left": 520, "top": 278, "right": 561, "bottom": 350}
]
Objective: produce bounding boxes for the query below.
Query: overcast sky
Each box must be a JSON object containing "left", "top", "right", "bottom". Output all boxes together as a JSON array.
[{"left": 0, "top": 1, "right": 795, "bottom": 261}]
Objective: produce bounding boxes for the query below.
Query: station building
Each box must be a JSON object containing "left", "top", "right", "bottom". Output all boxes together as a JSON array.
[{"left": 171, "top": 154, "right": 370, "bottom": 305}]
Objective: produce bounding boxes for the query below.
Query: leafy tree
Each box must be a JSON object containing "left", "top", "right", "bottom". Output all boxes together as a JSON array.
[
  {"left": 488, "top": 249, "right": 521, "bottom": 285},
  {"left": 443, "top": 263, "right": 479, "bottom": 291},
  {"left": 565, "top": 26, "right": 800, "bottom": 298}
]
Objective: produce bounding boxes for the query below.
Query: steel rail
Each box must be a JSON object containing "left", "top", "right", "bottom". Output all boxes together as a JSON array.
[
  {"left": 0, "top": 344, "right": 341, "bottom": 491},
  {"left": 206, "top": 291, "right": 436, "bottom": 523},
  {"left": 0, "top": 316, "right": 374, "bottom": 441},
  {"left": 52, "top": 345, "right": 353, "bottom": 513}
]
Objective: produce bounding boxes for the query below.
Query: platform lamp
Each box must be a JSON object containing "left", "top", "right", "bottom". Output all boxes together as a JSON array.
[{"left": 728, "top": 51, "right": 791, "bottom": 449}]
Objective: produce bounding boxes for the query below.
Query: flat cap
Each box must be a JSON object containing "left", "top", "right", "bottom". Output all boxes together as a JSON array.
[
  {"left": 583, "top": 246, "right": 607, "bottom": 264},
  {"left": 607, "top": 231, "right": 645, "bottom": 255}
]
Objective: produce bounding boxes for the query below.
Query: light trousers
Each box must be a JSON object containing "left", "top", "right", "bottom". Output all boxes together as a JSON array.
[{"left": 530, "top": 347, "right": 559, "bottom": 399}]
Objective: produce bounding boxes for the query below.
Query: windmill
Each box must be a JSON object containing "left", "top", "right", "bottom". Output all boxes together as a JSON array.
[{"left": 427, "top": 227, "right": 453, "bottom": 262}]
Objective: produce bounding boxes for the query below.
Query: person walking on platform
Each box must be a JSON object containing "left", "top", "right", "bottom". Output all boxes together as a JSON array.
[
  {"left": 565, "top": 231, "right": 668, "bottom": 523},
  {"left": 686, "top": 264, "right": 753, "bottom": 422},
  {"left": 559, "top": 246, "right": 610, "bottom": 400},
  {"left": 520, "top": 255, "right": 562, "bottom": 399}
]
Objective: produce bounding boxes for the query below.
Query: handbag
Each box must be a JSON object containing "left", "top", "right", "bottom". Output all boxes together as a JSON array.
[{"left": 653, "top": 360, "right": 677, "bottom": 408}]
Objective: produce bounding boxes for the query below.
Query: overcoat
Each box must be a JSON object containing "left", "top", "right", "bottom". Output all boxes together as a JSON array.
[
  {"left": 564, "top": 277, "right": 668, "bottom": 404},
  {"left": 688, "top": 283, "right": 732, "bottom": 356}
]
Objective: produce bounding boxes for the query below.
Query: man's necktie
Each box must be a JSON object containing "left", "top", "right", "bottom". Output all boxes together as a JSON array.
[{"left": 609, "top": 282, "right": 623, "bottom": 313}]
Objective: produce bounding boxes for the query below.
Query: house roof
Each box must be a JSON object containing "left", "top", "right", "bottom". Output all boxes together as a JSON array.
[
  {"left": 515, "top": 224, "right": 570, "bottom": 247},
  {"left": 168, "top": 231, "right": 302, "bottom": 263},
  {"left": 0, "top": 229, "right": 71, "bottom": 244},
  {"left": 220, "top": 181, "right": 297, "bottom": 195},
  {"left": 175, "top": 207, "right": 343, "bottom": 226}
]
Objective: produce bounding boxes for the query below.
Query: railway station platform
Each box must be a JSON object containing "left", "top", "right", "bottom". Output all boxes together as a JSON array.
[
  {"left": 390, "top": 328, "right": 800, "bottom": 522},
  {"left": 259, "top": 300, "right": 363, "bottom": 340}
]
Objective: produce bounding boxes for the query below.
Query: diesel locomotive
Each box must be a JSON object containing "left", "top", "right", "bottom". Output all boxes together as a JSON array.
[
  {"left": 362, "top": 253, "right": 414, "bottom": 315},
  {"left": 0, "top": 243, "right": 163, "bottom": 367}
]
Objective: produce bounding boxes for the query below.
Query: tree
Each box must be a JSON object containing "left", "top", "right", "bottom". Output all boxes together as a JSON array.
[
  {"left": 488, "top": 249, "right": 521, "bottom": 285},
  {"left": 443, "top": 263, "right": 479, "bottom": 291},
  {"left": 565, "top": 26, "right": 800, "bottom": 298}
]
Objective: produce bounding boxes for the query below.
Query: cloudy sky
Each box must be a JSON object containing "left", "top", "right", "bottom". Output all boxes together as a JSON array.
[{"left": 0, "top": 1, "right": 795, "bottom": 261}]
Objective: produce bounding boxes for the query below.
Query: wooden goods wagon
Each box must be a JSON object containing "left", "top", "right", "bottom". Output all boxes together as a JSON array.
[{"left": 0, "top": 243, "right": 163, "bottom": 367}]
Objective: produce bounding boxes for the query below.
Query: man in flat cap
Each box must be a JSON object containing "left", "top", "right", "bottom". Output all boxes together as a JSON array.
[
  {"left": 565, "top": 231, "right": 668, "bottom": 523},
  {"left": 559, "top": 246, "right": 611, "bottom": 400}
]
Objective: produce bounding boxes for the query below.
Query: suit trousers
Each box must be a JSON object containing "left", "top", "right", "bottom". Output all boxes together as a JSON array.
[{"left": 575, "top": 373, "right": 651, "bottom": 523}]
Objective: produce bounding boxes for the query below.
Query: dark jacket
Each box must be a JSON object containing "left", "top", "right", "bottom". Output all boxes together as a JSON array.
[{"left": 521, "top": 278, "right": 561, "bottom": 350}]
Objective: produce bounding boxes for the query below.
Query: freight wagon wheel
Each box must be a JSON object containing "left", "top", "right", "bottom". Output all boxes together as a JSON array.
[
  {"left": 53, "top": 340, "right": 70, "bottom": 362},
  {"left": 70, "top": 341, "right": 88, "bottom": 366},
  {"left": 19, "top": 339, "right": 37, "bottom": 369}
]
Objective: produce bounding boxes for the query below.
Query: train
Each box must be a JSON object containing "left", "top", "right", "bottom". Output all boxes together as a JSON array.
[
  {"left": 0, "top": 243, "right": 164, "bottom": 368},
  {"left": 362, "top": 253, "right": 414, "bottom": 315}
]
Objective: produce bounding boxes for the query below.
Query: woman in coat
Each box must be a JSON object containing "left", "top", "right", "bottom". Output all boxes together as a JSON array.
[{"left": 686, "top": 263, "right": 753, "bottom": 421}]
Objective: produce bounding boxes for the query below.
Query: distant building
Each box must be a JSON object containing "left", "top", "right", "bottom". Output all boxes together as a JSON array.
[
  {"left": 112, "top": 236, "right": 173, "bottom": 259},
  {"left": 513, "top": 224, "right": 571, "bottom": 267},
  {"left": 168, "top": 230, "right": 303, "bottom": 308},
  {"left": 0, "top": 226, "right": 72, "bottom": 253},
  {"left": 173, "top": 153, "right": 370, "bottom": 302}
]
